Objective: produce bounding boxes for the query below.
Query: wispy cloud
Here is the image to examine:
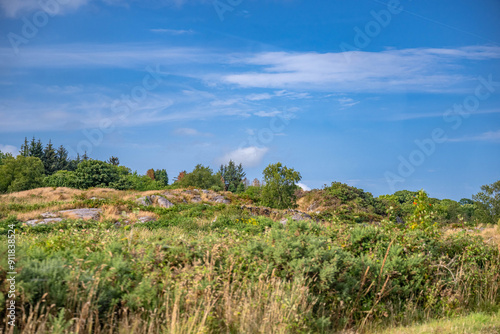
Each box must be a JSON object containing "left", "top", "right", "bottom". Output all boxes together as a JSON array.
[
  {"left": 223, "top": 46, "right": 500, "bottom": 93},
  {"left": 338, "top": 97, "right": 360, "bottom": 109},
  {"left": 0, "top": 0, "right": 91, "bottom": 17},
  {"left": 150, "top": 28, "right": 195, "bottom": 35},
  {"left": 0, "top": 144, "right": 17, "bottom": 155},
  {"left": 173, "top": 128, "right": 212, "bottom": 136},
  {"left": 447, "top": 130, "right": 500, "bottom": 143},
  {"left": 218, "top": 146, "right": 269, "bottom": 168},
  {"left": 391, "top": 108, "right": 500, "bottom": 121}
]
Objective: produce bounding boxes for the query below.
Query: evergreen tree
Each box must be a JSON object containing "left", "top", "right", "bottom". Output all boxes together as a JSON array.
[
  {"left": 218, "top": 160, "right": 246, "bottom": 192},
  {"left": 55, "top": 145, "right": 69, "bottom": 171},
  {"left": 42, "top": 140, "right": 57, "bottom": 175},
  {"left": 28, "top": 137, "right": 44, "bottom": 159},
  {"left": 108, "top": 156, "right": 120, "bottom": 166},
  {"left": 82, "top": 151, "right": 90, "bottom": 161},
  {"left": 154, "top": 169, "right": 169, "bottom": 185},
  {"left": 19, "top": 137, "right": 29, "bottom": 157},
  {"left": 67, "top": 153, "right": 81, "bottom": 172}
]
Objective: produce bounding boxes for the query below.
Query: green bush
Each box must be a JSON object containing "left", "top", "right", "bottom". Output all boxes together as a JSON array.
[
  {"left": 0, "top": 156, "right": 45, "bottom": 193},
  {"left": 44, "top": 170, "right": 77, "bottom": 188}
]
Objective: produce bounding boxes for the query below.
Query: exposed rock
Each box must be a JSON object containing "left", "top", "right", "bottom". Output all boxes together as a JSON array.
[
  {"left": 201, "top": 189, "right": 209, "bottom": 194},
  {"left": 191, "top": 196, "right": 202, "bottom": 203},
  {"left": 40, "top": 212, "right": 58, "bottom": 218},
  {"left": 59, "top": 208, "right": 101, "bottom": 220},
  {"left": 152, "top": 196, "right": 174, "bottom": 209},
  {"left": 136, "top": 196, "right": 152, "bottom": 206},
  {"left": 25, "top": 218, "right": 63, "bottom": 226},
  {"left": 214, "top": 196, "right": 230, "bottom": 204},
  {"left": 138, "top": 216, "right": 157, "bottom": 223},
  {"left": 280, "top": 218, "right": 288, "bottom": 226},
  {"left": 292, "top": 212, "right": 312, "bottom": 221}
]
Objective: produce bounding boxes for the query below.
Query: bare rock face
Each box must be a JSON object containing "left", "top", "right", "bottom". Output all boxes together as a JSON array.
[
  {"left": 137, "top": 216, "right": 157, "bottom": 223},
  {"left": 25, "top": 218, "right": 63, "bottom": 226},
  {"left": 59, "top": 208, "right": 102, "bottom": 220},
  {"left": 213, "top": 196, "right": 230, "bottom": 204},
  {"left": 136, "top": 196, "right": 152, "bottom": 206},
  {"left": 151, "top": 196, "right": 174, "bottom": 208}
]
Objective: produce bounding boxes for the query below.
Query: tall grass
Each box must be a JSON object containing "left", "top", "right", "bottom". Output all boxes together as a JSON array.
[{"left": 0, "top": 210, "right": 499, "bottom": 333}]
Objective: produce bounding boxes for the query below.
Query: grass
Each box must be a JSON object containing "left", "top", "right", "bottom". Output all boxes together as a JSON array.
[
  {"left": 372, "top": 310, "right": 500, "bottom": 334},
  {"left": 0, "top": 187, "right": 499, "bottom": 333}
]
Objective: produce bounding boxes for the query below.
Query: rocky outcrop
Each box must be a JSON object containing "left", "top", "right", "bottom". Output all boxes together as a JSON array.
[
  {"left": 25, "top": 218, "right": 63, "bottom": 226},
  {"left": 59, "top": 208, "right": 102, "bottom": 220},
  {"left": 151, "top": 195, "right": 175, "bottom": 208}
]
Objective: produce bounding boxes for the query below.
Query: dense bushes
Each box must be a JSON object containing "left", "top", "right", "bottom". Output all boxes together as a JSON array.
[
  {"left": 0, "top": 209, "right": 498, "bottom": 333},
  {"left": 0, "top": 156, "right": 45, "bottom": 193}
]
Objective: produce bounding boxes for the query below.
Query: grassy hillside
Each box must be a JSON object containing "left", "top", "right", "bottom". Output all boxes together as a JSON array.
[{"left": 0, "top": 187, "right": 499, "bottom": 333}]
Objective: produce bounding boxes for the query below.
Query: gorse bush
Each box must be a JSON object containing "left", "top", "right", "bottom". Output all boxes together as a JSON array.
[{"left": 1, "top": 209, "right": 498, "bottom": 333}]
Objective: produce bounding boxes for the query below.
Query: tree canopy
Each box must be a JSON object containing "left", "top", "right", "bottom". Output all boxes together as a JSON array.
[{"left": 261, "top": 162, "right": 301, "bottom": 209}]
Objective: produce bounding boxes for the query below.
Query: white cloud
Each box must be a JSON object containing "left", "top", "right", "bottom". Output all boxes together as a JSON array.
[
  {"left": 254, "top": 110, "right": 281, "bottom": 117},
  {"left": 218, "top": 146, "right": 269, "bottom": 168},
  {"left": 223, "top": 46, "right": 500, "bottom": 92},
  {"left": 338, "top": 97, "right": 360, "bottom": 109},
  {"left": 447, "top": 130, "right": 500, "bottom": 143},
  {"left": 297, "top": 182, "right": 311, "bottom": 191},
  {"left": 0, "top": 144, "right": 17, "bottom": 155},
  {"left": 173, "top": 128, "right": 212, "bottom": 136},
  {"left": 0, "top": 0, "right": 91, "bottom": 17},
  {"left": 150, "top": 28, "right": 195, "bottom": 35},
  {"left": 246, "top": 93, "right": 273, "bottom": 101}
]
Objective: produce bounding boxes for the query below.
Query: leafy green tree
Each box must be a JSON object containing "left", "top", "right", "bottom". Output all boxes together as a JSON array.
[
  {"left": 261, "top": 162, "right": 301, "bottom": 209},
  {"left": 0, "top": 150, "right": 13, "bottom": 165},
  {"left": 42, "top": 140, "right": 58, "bottom": 175},
  {"left": 154, "top": 169, "right": 169, "bottom": 186},
  {"left": 218, "top": 160, "right": 246, "bottom": 192},
  {"left": 55, "top": 145, "right": 69, "bottom": 171},
  {"left": 44, "top": 170, "right": 77, "bottom": 188},
  {"left": 176, "top": 164, "right": 223, "bottom": 189},
  {"left": 0, "top": 156, "right": 45, "bottom": 193},
  {"left": 74, "top": 160, "right": 122, "bottom": 189},
  {"left": 473, "top": 180, "right": 500, "bottom": 224}
]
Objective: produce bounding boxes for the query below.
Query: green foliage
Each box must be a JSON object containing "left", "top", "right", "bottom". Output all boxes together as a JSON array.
[
  {"left": 0, "top": 150, "right": 12, "bottom": 165},
  {"left": 3, "top": 213, "right": 498, "bottom": 333},
  {"left": 176, "top": 164, "right": 223, "bottom": 189},
  {"left": 0, "top": 155, "right": 45, "bottom": 193},
  {"left": 407, "top": 189, "right": 438, "bottom": 231},
  {"left": 473, "top": 180, "right": 500, "bottom": 225},
  {"left": 218, "top": 160, "right": 245, "bottom": 192},
  {"left": 55, "top": 145, "right": 69, "bottom": 171},
  {"left": 44, "top": 170, "right": 78, "bottom": 188},
  {"left": 42, "top": 140, "right": 58, "bottom": 175},
  {"left": 261, "top": 162, "right": 301, "bottom": 209},
  {"left": 154, "top": 169, "right": 169, "bottom": 186},
  {"left": 74, "top": 160, "right": 123, "bottom": 189}
]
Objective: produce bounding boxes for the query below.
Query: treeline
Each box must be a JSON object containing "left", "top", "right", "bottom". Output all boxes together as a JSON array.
[{"left": 0, "top": 137, "right": 498, "bottom": 225}]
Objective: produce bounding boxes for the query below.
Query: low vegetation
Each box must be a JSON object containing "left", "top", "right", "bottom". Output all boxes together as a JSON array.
[{"left": 0, "top": 137, "right": 499, "bottom": 333}]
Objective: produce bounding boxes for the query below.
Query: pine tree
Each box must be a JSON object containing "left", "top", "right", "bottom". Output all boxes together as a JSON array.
[
  {"left": 28, "top": 137, "right": 44, "bottom": 159},
  {"left": 67, "top": 153, "right": 81, "bottom": 171},
  {"left": 82, "top": 151, "right": 89, "bottom": 161},
  {"left": 218, "top": 160, "right": 246, "bottom": 192},
  {"left": 55, "top": 145, "right": 69, "bottom": 171},
  {"left": 42, "top": 140, "right": 57, "bottom": 175},
  {"left": 19, "top": 137, "right": 29, "bottom": 157},
  {"left": 108, "top": 156, "right": 120, "bottom": 166}
]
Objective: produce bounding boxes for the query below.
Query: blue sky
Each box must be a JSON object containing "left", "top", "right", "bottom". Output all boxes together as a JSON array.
[{"left": 0, "top": 0, "right": 499, "bottom": 200}]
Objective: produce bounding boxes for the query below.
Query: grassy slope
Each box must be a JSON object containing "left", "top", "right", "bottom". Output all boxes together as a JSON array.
[{"left": 0, "top": 187, "right": 499, "bottom": 333}]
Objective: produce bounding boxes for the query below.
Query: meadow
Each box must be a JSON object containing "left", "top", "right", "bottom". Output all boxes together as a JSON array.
[{"left": 0, "top": 187, "right": 499, "bottom": 333}]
